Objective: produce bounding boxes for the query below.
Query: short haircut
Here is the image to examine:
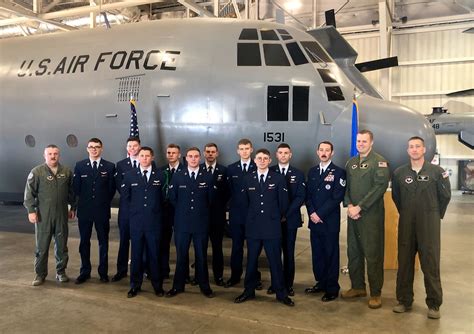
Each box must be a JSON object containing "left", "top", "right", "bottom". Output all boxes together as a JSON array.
[
  {"left": 186, "top": 147, "right": 201, "bottom": 155},
  {"left": 255, "top": 148, "right": 271, "bottom": 157},
  {"left": 237, "top": 138, "right": 253, "bottom": 147},
  {"left": 88, "top": 137, "right": 103, "bottom": 146},
  {"left": 139, "top": 146, "right": 154, "bottom": 156},
  {"left": 318, "top": 141, "right": 334, "bottom": 151},
  {"left": 127, "top": 136, "right": 141, "bottom": 144},
  {"left": 204, "top": 143, "right": 218, "bottom": 150},
  {"left": 408, "top": 136, "right": 425, "bottom": 146},
  {"left": 167, "top": 143, "right": 181, "bottom": 151},
  {"left": 358, "top": 129, "right": 374, "bottom": 140},
  {"left": 277, "top": 143, "right": 291, "bottom": 150},
  {"left": 45, "top": 144, "right": 59, "bottom": 150}
]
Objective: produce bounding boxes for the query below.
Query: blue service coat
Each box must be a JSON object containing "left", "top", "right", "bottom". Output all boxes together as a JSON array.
[
  {"left": 200, "top": 163, "right": 230, "bottom": 224},
  {"left": 270, "top": 165, "right": 306, "bottom": 229},
  {"left": 73, "top": 158, "right": 116, "bottom": 221},
  {"left": 227, "top": 160, "right": 256, "bottom": 225},
  {"left": 115, "top": 157, "right": 139, "bottom": 220},
  {"left": 305, "top": 162, "right": 346, "bottom": 233},
  {"left": 168, "top": 169, "right": 214, "bottom": 234},
  {"left": 244, "top": 170, "right": 289, "bottom": 240},
  {"left": 121, "top": 167, "right": 165, "bottom": 232}
]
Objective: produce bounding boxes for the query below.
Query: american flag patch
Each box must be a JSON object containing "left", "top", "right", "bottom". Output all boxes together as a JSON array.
[{"left": 378, "top": 161, "right": 388, "bottom": 168}]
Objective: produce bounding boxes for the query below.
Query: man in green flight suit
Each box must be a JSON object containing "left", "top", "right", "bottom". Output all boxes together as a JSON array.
[
  {"left": 391, "top": 136, "right": 451, "bottom": 319},
  {"left": 24, "top": 144, "right": 76, "bottom": 286},
  {"left": 342, "top": 129, "right": 390, "bottom": 309}
]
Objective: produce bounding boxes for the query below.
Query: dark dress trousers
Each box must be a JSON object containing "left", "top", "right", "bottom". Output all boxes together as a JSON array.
[
  {"left": 243, "top": 170, "right": 289, "bottom": 300},
  {"left": 227, "top": 160, "right": 257, "bottom": 281},
  {"left": 305, "top": 162, "right": 346, "bottom": 294},
  {"left": 169, "top": 169, "right": 214, "bottom": 292},
  {"left": 73, "top": 159, "right": 116, "bottom": 278},
  {"left": 121, "top": 168, "right": 165, "bottom": 290},
  {"left": 270, "top": 165, "right": 306, "bottom": 289}
]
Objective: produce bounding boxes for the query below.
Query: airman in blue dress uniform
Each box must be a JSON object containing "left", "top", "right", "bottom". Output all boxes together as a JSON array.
[
  {"left": 121, "top": 147, "right": 165, "bottom": 298},
  {"left": 166, "top": 147, "right": 215, "bottom": 298},
  {"left": 305, "top": 141, "right": 346, "bottom": 302},
  {"left": 73, "top": 138, "right": 116, "bottom": 284},
  {"left": 234, "top": 148, "right": 294, "bottom": 307}
]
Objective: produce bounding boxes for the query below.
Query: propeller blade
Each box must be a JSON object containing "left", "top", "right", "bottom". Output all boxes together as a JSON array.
[{"left": 355, "top": 56, "right": 398, "bottom": 72}]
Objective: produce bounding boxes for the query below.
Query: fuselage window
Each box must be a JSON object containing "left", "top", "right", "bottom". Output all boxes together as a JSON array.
[
  {"left": 263, "top": 44, "right": 290, "bottom": 66},
  {"left": 285, "top": 42, "right": 309, "bottom": 65},
  {"left": 25, "top": 135, "right": 35, "bottom": 148},
  {"left": 267, "top": 86, "right": 289, "bottom": 121},
  {"left": 239, "top": 29, "right": 259, "bottom": 40},
  {"left": 325, "top": 86, "right": 345, "bottom": 101},
  {"left": 66, "top": 134, "right": 78, "bottom": 147},
  {"left": 261, "top": 29, "right": 279, "bottom": 40},
  {"left": 277, "top": 29, "right": 293, "bottom": 40},
  {"left": 300, "top": 41, "right": 333, "bottom": 63},
  {"left": 318, "top": 69, "right": 337, "bottom": 83},
  {"left": 237, "top": 43, "right": 262, "bottom": 66},
  {"left": 293, "top": 86, "right": 309, "bottom": 121}
]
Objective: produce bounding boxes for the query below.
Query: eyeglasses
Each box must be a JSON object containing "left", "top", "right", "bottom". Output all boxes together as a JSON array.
[
  {"left": 87, "top": 146, "right": 102, "bottom": 150},
  {"left": 255, "top": 157, "right": 270, "bottom": 161}
]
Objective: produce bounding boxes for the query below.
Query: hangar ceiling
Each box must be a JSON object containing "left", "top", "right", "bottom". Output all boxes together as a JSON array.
[{"left": 0, "top": 0, "right": 473, "bottom": 38}]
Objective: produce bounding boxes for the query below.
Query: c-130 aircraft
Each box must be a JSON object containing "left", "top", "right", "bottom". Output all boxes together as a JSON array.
[{"left": 0, "top": 18, "right": 435, "bottom": 202}]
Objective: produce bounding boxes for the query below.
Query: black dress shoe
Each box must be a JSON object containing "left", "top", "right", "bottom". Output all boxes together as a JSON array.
[
  {"left": 215, "top": 277, "right": 225, "bottom": 286},
  {"left": 267, "top": 286, "right": 275, "bottom": 295},
  {"left": 288, "top": 287, "right": 295, "bottom": 296},
  {"left": 190, "top": 278, "right": 198, "bottom": 286},
  {"left": 234, "top": 293, "right": 255, "bottom": 304},
  {"left": 256, "top": 280, "right": 263, "bottom": 290},
  {"left": 75, "top": 274, "right": 91, "bottom": 285},
  {"left": 111, "top": 273, "right": 126, "bottom": 282},
  {"left": 154, "top": 288, "right": 165, "bottom": 297},
  {"left": 321, "top": 292, "right": 338, "bottom": 302},
  {"left": 278, "top": 296, "right": 295, "bottom": 307},
  {"left": 201, "top": 289, "right": 215, "bottom": 298},
  {"left": 224, "top": 278, "right": 240, "bottom": 288},
  {"left": 184, "top": 277, "right": 191, "bottom": 284},
  {"left": 166, "top": 288, "right": 183, "bottom": 298},
  {"left": 127, "top": 287, "right": 140, "bottom": 298},
  {"left": 100, "top": 276, "right": 109, "bottom": 283},
  {"left": 305, "top": 285, "right": 324, "bottom": 294}
]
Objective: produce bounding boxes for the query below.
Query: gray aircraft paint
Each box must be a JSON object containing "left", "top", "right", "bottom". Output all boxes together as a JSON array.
[{"left": 0, "top": 18, "right": 435, "bottom": 201}]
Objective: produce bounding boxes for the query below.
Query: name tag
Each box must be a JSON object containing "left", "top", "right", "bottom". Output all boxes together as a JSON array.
[
  {"left": 81, "top": 175, "right": 88, "bottom": 178},
  {"left": 268, "top": 184, "right": 275, "bottom": 190},
  {"left": 179, "top": 185, "right": 187, "bottom": 188},
  {"left": 232, "top": 175, "right": 239, "bottom": 178},
  {"left": 248, "top": 187, "right": 256, "bottom": 191},
  {"left": 131, "top": 183, "right": 138, "bottom": 187}
]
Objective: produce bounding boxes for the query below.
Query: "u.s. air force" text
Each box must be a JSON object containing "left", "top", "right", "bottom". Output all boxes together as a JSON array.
[{"left": 17, "top": 50, "right": 181, "bottom": 77}]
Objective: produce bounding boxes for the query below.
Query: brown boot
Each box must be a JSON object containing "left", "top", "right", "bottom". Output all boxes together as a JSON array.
[
  {"left": 341, "top": 288, "right": 367, "bottom": 298},
  {"left": 368, "top": 296, "right": 382, "bottom": 309}
]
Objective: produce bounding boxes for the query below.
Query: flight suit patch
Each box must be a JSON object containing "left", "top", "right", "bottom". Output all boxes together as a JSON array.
[
  {"left": 417, "top": 175, "right": 429, "bottom": 182},
  {"left": 340, "top": 179, "right": 346, "bottom": 186},
  {"left": 405, "top": 176, "right": 413, "bottom": 184},
  {"left": 57, "top": 174, "right": 66, "bottom": 178},
  {"left": 351, "top": 164, "right": 358, "bottom": 169},
  {"left": 47, "top": 175, "right": 54, "bottom": 181},
  {"left": 360, "top": 163, "right": 368, "bottom": 169},
  {"left": 378, "top": 161, "right": 388, "bottom": 168},
  {"left": 442, "top": 171, "right": 449, "bottom": 178},
  {"left": 28, "top": 172, "right": 34, "bottom": 180}
]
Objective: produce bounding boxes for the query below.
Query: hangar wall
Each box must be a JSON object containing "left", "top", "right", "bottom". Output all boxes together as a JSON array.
[{"left": 344, "top": 23, "right": 474, "bottom": 189}]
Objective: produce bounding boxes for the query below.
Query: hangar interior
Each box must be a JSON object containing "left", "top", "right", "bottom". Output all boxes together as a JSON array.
[{"left": 0, "top": 0, "right": 473, "bottom": 333}]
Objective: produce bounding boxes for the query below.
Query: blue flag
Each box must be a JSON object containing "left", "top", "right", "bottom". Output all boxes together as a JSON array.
[
  {"left": 129, "top": 98, "right": 140, "bottom": 138},
  {"left": 350, "top": 98, "right": 359, "bottom": 157}
]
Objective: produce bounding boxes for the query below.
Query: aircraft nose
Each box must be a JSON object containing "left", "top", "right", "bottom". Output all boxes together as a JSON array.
[{"left": 357, "top": 96, "right": 436, "bottom": 169}]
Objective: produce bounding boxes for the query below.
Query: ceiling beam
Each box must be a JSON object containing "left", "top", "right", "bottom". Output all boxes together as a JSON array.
[{"left": 177, "top": 0, "right": 214, "bottom": 17}]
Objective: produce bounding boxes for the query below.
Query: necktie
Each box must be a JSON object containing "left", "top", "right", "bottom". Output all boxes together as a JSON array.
[
  {"left": 133, "top": 160, "right": 137, "bottom": 169},
  {"left": 92, "top": 161, "right": 98, "bottom": 176},
  {"left": 243, "top": 163, "right": 247, "bottom": 173},
  {"left": 191, "top": 171, "right": 195, "bottom": 180},
  {"left": 171, "top": 167, "right": 176, "bottom": 175},
  {"left": 259, "top": 174, "right": 264, "bottom": 190},
  {"left": 143, "top": 170, "right": 148, "bottom": 184},
  {"left": 208, "top": 166, "right": 213, "bottom": 174},
  {"left": 281, "top": 167, "right": 286, "bottom": 175}
]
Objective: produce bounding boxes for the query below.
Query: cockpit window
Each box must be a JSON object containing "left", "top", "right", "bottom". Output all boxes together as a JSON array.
[
  {"left": 261, "top": 29, "right": 279, "bottom": 40},
  {"left": 237, "top": 43, "right": 262, "bottom": 66},
  {"left": 267, "top": 86, "right": 289, "bottom": 121},
  {"left": 300, "top": 41, "right": 333, "bottom": 63},
  {"left": 277, "top": 29, "right": 293, "bottom": 40},
  {"left": 293, "top": 86, "right": 309, "bottom": 121},
  {"left": 263, "top": 44, "right": 290, "bottom": 66},
  {"left": 285, "top": 42, "right": 309, "bottom": 65},
  {"left": 318, "top": 69, "right": 337, "bottom": 83},
  {"left": 239, "top": 29, "right": 259, "bottom": 40},
  {"left": 325, "top": 86, "right": 345, "bottom": 101}
]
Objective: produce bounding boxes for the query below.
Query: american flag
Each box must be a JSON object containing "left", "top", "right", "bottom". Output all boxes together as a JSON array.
[
  {"left": 350, "top": 96, "right": 359, "bottom": 157},
  {"left": 129, "top": 97, "right": 140, "bottom": 138}
]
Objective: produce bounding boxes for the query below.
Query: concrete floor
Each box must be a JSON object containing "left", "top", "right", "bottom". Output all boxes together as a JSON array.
[{"left": 0, "top": 193, "right": 473, "bottom": 333}]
